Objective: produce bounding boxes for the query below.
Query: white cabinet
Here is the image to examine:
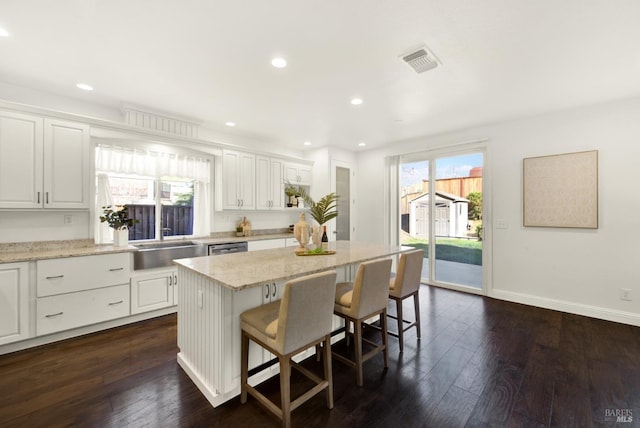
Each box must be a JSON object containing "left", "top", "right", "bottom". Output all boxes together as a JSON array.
[
  {"left": 247, "top": 239, "right": 285, "bottom": 251},
  {"left": 36, "top": 284, "right": 130, "bottom": 336},
  {"left": 222, "top": 149, "right": 255, "bottom": 210},
  {"left": 0, "top": 262, "right": 30, "bottom": 345},
  {"left": 284, "top": 162, "right": 312, "bottom": 186},
  {"left": 35, "top": 253, "right": 131, "bottom": 336},
  {"left": 37, "top": 253, "right": 130, "bottom": 297},
  {"left": 0, "top": 111, "right": 43, "bottom": 209},
  {"left": 43, "top": 118, "right": 91, "bottom": 209},
  {"left": 256, "top": 156, "right": 284, "bottom": 210},
  {"left": 285, "top": 237, "right": 299, "bottom": 248},
  {"left": 130, "top": 267, "right": 178, "bottom": 314},
  {"left": 0, "top": 111, "right": 90, "bottom": 209}
]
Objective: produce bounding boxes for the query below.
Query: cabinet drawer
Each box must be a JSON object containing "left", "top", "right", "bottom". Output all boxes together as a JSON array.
[
  {"left": 37, "top": 253, "right": 130, "bottom": 297},
  {"left": 36, "top": 284, "right": 130, "bottom": 335}
]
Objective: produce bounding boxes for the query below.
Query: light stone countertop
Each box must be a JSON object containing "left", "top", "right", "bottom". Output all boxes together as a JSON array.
[
  {"left": 0, "top": 233, "right": 295, "bottom": 264},
  {"left": 174, "top": 240, "right": 414, "bottom": 291},
  {"left": 0, "top": 239, "right": 137, "bottom": 263}
]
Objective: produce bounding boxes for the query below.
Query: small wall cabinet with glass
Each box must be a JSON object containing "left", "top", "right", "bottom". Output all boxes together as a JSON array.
[{"left": 0, "top": 110, "right": 90, "bottom": 209}]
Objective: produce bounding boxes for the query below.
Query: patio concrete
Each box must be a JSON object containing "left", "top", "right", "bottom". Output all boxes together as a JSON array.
[{"left": 421, "top": 257, "right": 482, "bottom": 289}]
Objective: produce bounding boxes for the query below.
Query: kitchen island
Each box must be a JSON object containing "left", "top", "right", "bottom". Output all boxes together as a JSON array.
[{"left": 174, "top": 240, "right": 412, "bottom": 407}]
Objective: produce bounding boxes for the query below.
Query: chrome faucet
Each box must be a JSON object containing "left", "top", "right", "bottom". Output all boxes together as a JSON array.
[{"left": 160, "top": 227, "right": 171, "bottom": 241}]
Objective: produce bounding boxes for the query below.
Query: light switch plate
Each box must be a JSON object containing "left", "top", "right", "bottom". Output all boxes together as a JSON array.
[{"left": 496, "top": 219, "right": 508, "bottom": 229}]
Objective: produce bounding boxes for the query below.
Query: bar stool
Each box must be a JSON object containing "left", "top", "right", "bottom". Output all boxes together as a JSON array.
[
  {"left": 388, "top": 249, "right": 423, "bottom": 352},
  {"left": 240, "top": 270, "right": 337, "bottom": 428},
  {"left": 333, "top": 258, "right": 392, "bottom": 386}
]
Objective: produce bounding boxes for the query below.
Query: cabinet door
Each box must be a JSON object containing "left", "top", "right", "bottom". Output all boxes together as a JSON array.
[
  {"left": 269, "top": 158, "right": 284, "bottom": 209},
  {"left": 0, "top": 111, "right": 43, "bottom": 209},
  {"left": 255, "top": 156, "right": 271, "bottom": 210},
  {"left": 238, "top": 152, "right": 255, "bottom": 210},
  {"left": 131, "top": 270, "right": 174, "bottom": 314},
  {"left": 0, "top": 262, "right": 30, "bottom": 345},
  {"left": 284, "top": 162, "right": 312, "bottom": 186},
  {"left": 222, "top": 150, "right": 255, "bottom": 210},
  {"left": 43, "top": 119, "right": 90, "bottom": 209}
]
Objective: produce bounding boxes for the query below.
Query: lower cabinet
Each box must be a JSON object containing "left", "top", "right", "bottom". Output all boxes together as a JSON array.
[
  {"left": 130, "top": 267, "right": 178, "bottom": 314},
  {"left": 0, "top": 262, "right": 30, "bottom": 345},
  {"left": 36, "top": 283, "right": 130, "bottom": 336}
]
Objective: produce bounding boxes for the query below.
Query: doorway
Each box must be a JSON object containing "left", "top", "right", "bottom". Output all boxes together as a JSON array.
[
  {"left": 332, "top": 159, "right": 354, "bottom": 241},
  {"left": 400, "top": 151, "right": 484, "bottom": 291}
]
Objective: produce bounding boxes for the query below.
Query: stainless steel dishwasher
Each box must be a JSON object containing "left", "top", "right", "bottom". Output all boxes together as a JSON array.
[{"left": 207, "top": 241, "right": 248, "bottom": 255}]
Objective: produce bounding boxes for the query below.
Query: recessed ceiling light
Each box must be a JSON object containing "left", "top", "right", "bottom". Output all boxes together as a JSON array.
[
  {"left": 271, "top": 58, "right": 287, "bottom": 68},
  {"left": 76, "top": 83, "right": 93, "bottom": 91},
  {"left": 225, "top": 122, "right": 236, "bottom": 127},
  {"left": 358, "top": 142, "right": 366, "bottom": 147},
  {"left": 0, "top": 27, "right": 9, "bottom": 37},
  {"left": 303, "top": 141, "right": 312, "bottom": 146},
  {"left": 350, "top": 98, "right": 363, "bottom": 105}
]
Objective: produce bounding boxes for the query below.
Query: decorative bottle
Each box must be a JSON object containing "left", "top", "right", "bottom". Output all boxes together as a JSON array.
[{"left": 321, "top": 225, "right": 329, "bottom": 251}]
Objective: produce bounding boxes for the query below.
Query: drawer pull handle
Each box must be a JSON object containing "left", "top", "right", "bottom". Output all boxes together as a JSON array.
[
  {"left": 109, "top": 267, "right": 124, "bottom": 271},
  {"left": 46, "top": 275, "right": 64, "bottom": 279},
  {"left": 45, "top": 312, "right": 64, "bottom": 318},
  {"left": 108, "top": 300, "right": 124, "bottom": 306}
]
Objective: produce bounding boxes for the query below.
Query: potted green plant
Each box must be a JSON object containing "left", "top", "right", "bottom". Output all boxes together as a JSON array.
[
  {"left": 284, "top": 184, "right": 299, "bottom": 207},
  {"left": 100, "top": 205, "right": 139, "bottom": 247}
]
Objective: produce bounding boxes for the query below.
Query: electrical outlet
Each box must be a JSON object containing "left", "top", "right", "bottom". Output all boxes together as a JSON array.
[
  {"left": 64, "top": 215, "right": 73, "bottom": 224},
  {"left": 620, "top": 288, "right": 632, "bottom": 301},
  {"left": 496, "top": 219, "right": 508, "bottom": 229}
]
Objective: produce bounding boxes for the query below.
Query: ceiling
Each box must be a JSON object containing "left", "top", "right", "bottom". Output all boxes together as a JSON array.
[{"left": 1, "top": 1, "right": 640, "bottom": 152}]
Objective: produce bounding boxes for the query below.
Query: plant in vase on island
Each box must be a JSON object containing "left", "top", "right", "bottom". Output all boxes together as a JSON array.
[
  {"left": 294, "top": 189, "right": 338, "bottom": 254},
  {"left": 100, "top": 205, "right": 139, "bottom": 247}
]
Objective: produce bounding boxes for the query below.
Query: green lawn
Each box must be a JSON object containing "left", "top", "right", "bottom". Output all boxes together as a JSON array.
[{"left": 401, "top": 237, "right": 482, "bottom": 266}]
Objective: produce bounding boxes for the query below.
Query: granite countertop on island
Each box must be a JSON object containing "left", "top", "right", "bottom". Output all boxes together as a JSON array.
[{"left": 174, "top": 240, "right": 413, "bottom": 291}]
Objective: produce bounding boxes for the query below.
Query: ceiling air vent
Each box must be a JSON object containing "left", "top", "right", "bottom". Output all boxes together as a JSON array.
[{"left": 400, "top": 45, "right": 439, "bottom": 74}]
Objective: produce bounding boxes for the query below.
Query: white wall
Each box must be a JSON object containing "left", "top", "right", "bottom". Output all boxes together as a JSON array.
[
  {"left": 357, "top": 97, "right": 640, "bottom": 326},
  {"left": 0, "top": 211, "right": 92, "bottom": 242}
]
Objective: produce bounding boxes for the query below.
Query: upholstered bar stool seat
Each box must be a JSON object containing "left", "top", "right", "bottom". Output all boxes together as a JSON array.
[
  {"left": 388, "top": 249, "right": 424, "bottom": 352},
  {"left": 332, "top": 258, "right": 392, "bottom": 387},
  {"left": 240, "top": 270, "right": 337, "bottom": 428}
]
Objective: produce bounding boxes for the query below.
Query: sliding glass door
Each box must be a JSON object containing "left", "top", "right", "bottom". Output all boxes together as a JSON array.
[{"left": 400, "top": 151, "right": 484, "bottom": 291}]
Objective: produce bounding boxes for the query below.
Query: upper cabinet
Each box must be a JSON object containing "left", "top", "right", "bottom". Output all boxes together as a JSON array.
[
  {"left": 0, "top": 111, "right": 90, "bottom": 209},
  {"left": 221, "top": 149, "right": 256, "bottom": 210},
  {"left": 284, "top": 162, "right": 312, "bottom": 186},
  {"left": 256, "top": 156, "right": 284, "bottom": 210}
]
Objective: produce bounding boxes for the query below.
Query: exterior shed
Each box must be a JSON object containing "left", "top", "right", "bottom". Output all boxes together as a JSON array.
[{"left": 409, "top": 191, "right": 469, "bottom": 238}]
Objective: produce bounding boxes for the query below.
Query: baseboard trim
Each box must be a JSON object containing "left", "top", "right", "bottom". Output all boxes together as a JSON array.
[{"left": 489, "top": 289, "right": 640, "bottom": 327}]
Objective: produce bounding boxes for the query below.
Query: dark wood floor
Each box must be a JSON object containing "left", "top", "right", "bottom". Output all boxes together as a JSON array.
[{"left": 1, "top": 286, "right": 639, "bottom": 427}]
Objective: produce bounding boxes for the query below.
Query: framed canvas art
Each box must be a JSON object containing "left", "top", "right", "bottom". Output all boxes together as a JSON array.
[{"left": 523, "top": 150, "right": 598, "bottom": 228}]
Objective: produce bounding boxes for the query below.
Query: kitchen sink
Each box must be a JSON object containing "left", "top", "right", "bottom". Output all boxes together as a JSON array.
[{"left": 133, "top": 240, "right": 206, "bottom": 270}]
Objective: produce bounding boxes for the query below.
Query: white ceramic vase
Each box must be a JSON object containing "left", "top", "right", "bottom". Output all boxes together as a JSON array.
[{"left": 113, "top": 228, "right": 129, "bottom": 247}]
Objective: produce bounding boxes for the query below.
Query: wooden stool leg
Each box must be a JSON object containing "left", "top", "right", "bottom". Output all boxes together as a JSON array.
[
  {"left": 381, "top": 310, "right": 389, "bottom": 368},
  {"left": 345, "top": 319, "right": 351, "bottom": 347},
  {"left": 240, "top": 331, "right": 249, "bottom": 403},
  {"left": 396, "top": 298, "right": 404, "bottom": 352},
  {"left": 280, "top": 357, "right": 292, "bottom": 428},
  {"left": 323, "top": 335, "right": 334, "bottom": 409},
  {"left": 354, "top": 320, "right": 364, "bottom": 387},
  {"left": 413, "top": 291, "right": 421, "bottom": 339}
]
